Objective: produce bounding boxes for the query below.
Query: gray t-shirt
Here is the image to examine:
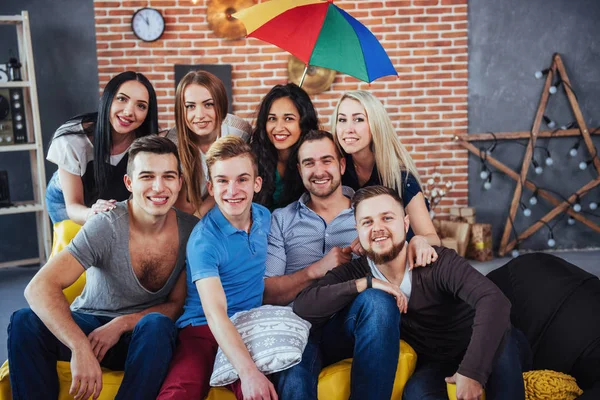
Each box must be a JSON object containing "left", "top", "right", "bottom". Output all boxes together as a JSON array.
[{"left": 68, "top": 201, "right": 198, "bottom": 318}]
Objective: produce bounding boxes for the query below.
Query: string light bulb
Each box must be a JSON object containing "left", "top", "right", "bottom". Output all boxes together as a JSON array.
[
  {"left": 549, "top": 77, "right": 562, "bottom": 94},
  {"left": 480, "top": 166, "right": 489, "bottom": 180},
  {"left": 569, "top": 140, "right": 580, "bottom": 157},
  {"left": 568, "top": 216, "right": 576, "bottom": 225},
  {"left": 543, "top": 115, "right": 556, "bottom": 129},
  {"left": 590, "top": 202, "right": 598, "bottom": 211},
  {"left": 483, "top": 174, "right": 492, "bottom": 190},
  {"left": 579, "top": 160, "right": 592, "bottom": 170},
  {"left": 521, "top": 202, "right": 532, "bottom": 217},
  {"left": 561, "top": 121, "right": 577, "bottom": 131},
  {"left": 573, "top": 197, "right": 582, "bottom": 213},
  {"left": 511, "top": 245, "right": 520, "bottom": 258},
  {"left": 529, "top": 192, "right": 538, "bottom": 206},
  {"left": 534, "top": 68, "right": 550, "bottom": 79},
  {"left": 532, "top": 159, "right": 543, "bottom": 175}
]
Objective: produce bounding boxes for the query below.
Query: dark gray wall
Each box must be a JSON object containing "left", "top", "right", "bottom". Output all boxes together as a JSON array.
[
  {"left": 468, "top": 0, "right": 600, "bottom": 252},
  {"left": 0, "top": 0, "right": 99, "bottom": 263}
]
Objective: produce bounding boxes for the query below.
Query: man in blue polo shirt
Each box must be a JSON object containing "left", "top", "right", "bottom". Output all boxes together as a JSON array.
[{"left": 158, "top": 136, "right": 277, "bottom": 400}]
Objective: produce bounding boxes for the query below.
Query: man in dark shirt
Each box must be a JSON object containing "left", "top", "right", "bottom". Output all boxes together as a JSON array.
[{"left": 294, "top": 185, "right": 525, "bottom": 400}]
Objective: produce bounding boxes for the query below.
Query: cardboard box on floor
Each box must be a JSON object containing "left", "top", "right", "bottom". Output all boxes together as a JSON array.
[{"left": 433, "top": 220, "right": 470, "bottom": 257}]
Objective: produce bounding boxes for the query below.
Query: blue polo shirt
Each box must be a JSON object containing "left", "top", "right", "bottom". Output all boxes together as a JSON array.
[{"left": 176, "top": 203, "right": 271, "bottom": 328}]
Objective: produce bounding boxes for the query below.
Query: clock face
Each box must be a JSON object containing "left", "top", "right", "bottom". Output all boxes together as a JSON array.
[{"left": 131, "top": 8, "right": 165, "bottom": 42}]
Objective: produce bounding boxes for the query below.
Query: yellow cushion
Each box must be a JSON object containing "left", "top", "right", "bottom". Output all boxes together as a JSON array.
[
  {"left": 317, "top": 340, "right": 417, "bottom": 400},
  {"left": 0, "top": 361, "right": 10, "bottom": 400},
  {"left": 523, "top": 370, "right": 583, "bottom": 400},
  {"left": 447, "top": 382, "right": 486, "bottom": 400},
  {"left": 205, "top": 387, "right": 237, "bottom": 400},
  {"left": 50, "top": 219, "right": 82, "bottom": 259},
  {"left": 0, "top": 360, "right": 235, "bottom": 400}
]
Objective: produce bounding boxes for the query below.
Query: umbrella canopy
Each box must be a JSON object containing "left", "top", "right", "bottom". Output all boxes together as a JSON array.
[{"left": 233, "top": 0, "right": 397, "bottom": 83}]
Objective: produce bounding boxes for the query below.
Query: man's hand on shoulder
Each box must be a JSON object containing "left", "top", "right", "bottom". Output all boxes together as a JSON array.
[
  {"left": 87, "top": 316, "right": 129, "bottom": 362},
  {"left": 239, "top": 367, "right": 278, "bottom": 400},
  {"left": 445, "top": 372, "right": 483, "bottom": 400},
  {"left": 308, "top": 246, "right": 352, "bottom": 279},
  {"left": 69, "top": 346, "right": 103, "bottom": 400}
]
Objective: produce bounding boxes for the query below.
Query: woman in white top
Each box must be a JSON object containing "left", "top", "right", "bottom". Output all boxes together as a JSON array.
[
  {"left": 45, "top": 71, "right": 158, "bottom": 225},
  {"left": 166, "top": 70, "right": 251, "bottom": 217}
]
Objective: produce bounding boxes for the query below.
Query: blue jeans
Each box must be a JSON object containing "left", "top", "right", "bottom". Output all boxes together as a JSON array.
[
  {"left": 46, "top": 171, "right": 69, "bottom": 224},
  {"left": 275, "top": 290, "right": 402, "bottom": 400},
  {"left": 7, "top": 308, "right": 177, "bottom": 400},
  {"left": 402, "top": 328, "right": 526, "bottom": 400}
]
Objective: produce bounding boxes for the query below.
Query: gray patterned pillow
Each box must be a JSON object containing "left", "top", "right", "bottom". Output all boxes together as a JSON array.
[{"left": 209, "top": 305, "right": 311, "bottom": 386}]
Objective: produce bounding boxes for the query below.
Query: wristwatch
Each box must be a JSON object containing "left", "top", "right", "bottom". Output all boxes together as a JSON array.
[{"left": 366, "top": 273, "right": 373, "bottom": 289}]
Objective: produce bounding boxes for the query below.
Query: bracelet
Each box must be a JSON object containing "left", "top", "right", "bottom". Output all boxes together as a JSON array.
[{"left": 366, "top": 273, "right": 372, "bottom": 289}]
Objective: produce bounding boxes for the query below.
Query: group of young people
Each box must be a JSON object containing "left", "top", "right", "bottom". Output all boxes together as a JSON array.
[{"left": 7, "top": 70, "right": 529, "bottom": 400}]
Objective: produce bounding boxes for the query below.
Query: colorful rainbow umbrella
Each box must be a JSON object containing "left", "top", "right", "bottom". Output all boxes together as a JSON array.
[{"left": 232, "top": 0, "right": 397, "bottom": 85}]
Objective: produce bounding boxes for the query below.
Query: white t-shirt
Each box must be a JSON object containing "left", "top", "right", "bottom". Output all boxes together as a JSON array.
[
  {"left": 367, "top": 255, "right": 413, "bottom": 302},
  {"left": 47, "top": 135, "right": 127, "bottom": 190}
]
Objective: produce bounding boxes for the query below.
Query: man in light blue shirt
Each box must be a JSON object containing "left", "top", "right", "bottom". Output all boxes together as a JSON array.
[
  {"left": 263, "top": 130, "right": 358, "bottom": 306},
  {"left": 263, "top": 130, "right": 357, "bottom": 399}
]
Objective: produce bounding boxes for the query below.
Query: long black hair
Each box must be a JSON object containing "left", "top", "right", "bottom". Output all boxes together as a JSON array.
[
  {"left": 250, "top": 83, "right": 318, "bottom": 208},
  {"left": 94, "top": 71, "right": 158, "bottom": 193}
]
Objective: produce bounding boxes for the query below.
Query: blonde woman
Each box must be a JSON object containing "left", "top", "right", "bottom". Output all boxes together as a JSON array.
[
  {"left": 166, "top": 70, "right": 251, "bottom": 216},
  {"left": 332, "top": 90, "right": 440, "bottom": 268}
]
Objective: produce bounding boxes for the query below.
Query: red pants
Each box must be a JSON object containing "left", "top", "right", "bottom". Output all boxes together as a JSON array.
[{"left": 157, "top": 324, "right": 243, "bottom": 399}]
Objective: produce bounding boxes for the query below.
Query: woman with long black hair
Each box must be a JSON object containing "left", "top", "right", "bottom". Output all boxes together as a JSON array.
[{"left": 45, "top": 71, "right": 158, "bottom": 225}]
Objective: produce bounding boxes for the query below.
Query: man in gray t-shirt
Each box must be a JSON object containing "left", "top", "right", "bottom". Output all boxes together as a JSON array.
[{"left": 7, "top": 136, "right": 198, "bottom": 400}]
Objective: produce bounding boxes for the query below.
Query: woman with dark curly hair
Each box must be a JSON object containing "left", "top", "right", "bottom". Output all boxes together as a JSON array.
[{"left": 250, "top": 83, "right": 319, "bottom": 210}]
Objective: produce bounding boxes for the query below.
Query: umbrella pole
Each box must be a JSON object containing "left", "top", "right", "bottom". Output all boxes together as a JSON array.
[{"left": 299, "top": 65, "right": 309, "bottom": 88}]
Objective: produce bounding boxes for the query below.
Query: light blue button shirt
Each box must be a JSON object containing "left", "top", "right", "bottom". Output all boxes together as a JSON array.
[{"left": 265, "top": 186, "right": 358, "bottom": 278}]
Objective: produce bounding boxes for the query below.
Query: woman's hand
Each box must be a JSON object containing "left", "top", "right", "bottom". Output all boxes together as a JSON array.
[
  {"left": 86, "top": 199, "right": 117, "bottom": 221},
  {"left": 407, "top": 235, "right": 438, "bottom": 270}
]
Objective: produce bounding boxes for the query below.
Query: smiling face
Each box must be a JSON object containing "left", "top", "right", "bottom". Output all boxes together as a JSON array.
[
  {"left": 335, "top": 98, "right": 373, "bottom": 155},
  {"left": 184, "top": 83, "right": 218, "bottom": 142},
  {"left": 355, "top": 194, "right": 409, "bottom": 264},
  {"left": 297, "top": 137, "right": 345, "bottom": 199},
  {"left": 266, "top": 97, "right": 302, "bottom": 153},
  {"left": 109, "top": 80, "right": 150, "bottom": 136},
  {"left": 207, "top": 155, "right": 262, "bottom": 222},
  {"left": 125, "top": 152, "right": 182, "bottom": 217}
]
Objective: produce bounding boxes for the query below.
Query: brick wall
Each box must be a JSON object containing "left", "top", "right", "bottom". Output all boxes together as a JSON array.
[{"left": 94, "top": 0, "right": 469, "bottom": 212}]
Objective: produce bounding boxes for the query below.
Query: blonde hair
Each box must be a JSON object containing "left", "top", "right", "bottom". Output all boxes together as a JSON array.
[
  {"left": 174, "top": 70, "right": 228, "bottom": 212},
  {"left": 331, "top": 90, "right": 423, "bottom": 195},
  {"left": 205, "top": 136, "right": 258, "bottom": 182}
]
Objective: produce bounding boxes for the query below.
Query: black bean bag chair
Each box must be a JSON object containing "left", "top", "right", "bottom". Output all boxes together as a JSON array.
[{"left": 487, "top": 253, "right": 600, "bottom": 399}]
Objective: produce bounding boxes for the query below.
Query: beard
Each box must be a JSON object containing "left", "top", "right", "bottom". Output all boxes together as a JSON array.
[
  {"left": 365, "top": 239, "right": 406, "bottom": 264},
  {"left": 306, "top": 172, "right": 341, "bottom": 198}
]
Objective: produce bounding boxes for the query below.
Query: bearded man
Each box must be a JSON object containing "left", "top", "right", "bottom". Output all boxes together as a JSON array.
[{"left": 293, "top": 185, "right": 527, "bottom": 400}]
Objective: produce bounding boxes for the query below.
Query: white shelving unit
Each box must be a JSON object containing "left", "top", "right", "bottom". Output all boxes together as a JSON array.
[{"left": 0, "top": 11, "right": 51, "bottom": 269}]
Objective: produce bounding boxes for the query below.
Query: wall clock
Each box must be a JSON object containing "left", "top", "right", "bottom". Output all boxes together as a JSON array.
[{"left": 131, "top": 8, "right": 165, "bottom": 42}]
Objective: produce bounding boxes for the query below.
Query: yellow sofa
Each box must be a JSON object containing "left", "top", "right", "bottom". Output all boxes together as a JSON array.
[{"left": 0, "top": 219, "right": 419, "bottom": 400}]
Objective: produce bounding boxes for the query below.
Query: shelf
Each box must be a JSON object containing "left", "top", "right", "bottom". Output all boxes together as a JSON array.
[
  {"left": 0, "top": 15, "right": 24, "bottom": 24},
  {"left": 0, "top": 81, "right": 30, "bottom": 88},
  {"left": 0, "top": 201, "right": 44, "bottom": 215},
  {"left": 0, "top": 143, "right": 37, "bottom": 152},
  {"left": 0, "top": 257, "right": 40, "bottom": 269}
]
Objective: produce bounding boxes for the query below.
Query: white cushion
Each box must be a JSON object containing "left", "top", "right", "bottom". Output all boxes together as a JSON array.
[{"left": 209, "top": 305, "right": 311, "bottom": 386}]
